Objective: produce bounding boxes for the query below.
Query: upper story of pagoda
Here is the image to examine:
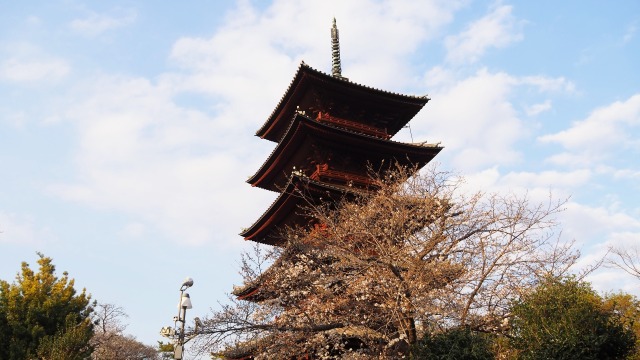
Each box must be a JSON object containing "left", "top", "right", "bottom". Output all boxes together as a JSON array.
[
  {"left": 249, "top": 112, "right": 442, "bottom": 192},
  {"left": 256, "top": 62, "right": 429, "bottom": 143},
  {"left": 241, "top": 19, "right": 443, "bottom": 246}
]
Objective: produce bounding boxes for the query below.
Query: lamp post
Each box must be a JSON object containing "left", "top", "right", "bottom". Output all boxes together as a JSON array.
[{"left": 161, "top": 277, "right": 193, "bottom": 360}]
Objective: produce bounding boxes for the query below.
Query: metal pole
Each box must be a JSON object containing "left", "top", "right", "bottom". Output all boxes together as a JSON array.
[
  {"left": 181, "top": 306, "right": 187, "bottom": 347},
  {"left": 176, "top": 289, "right": 184, "bottom": 329},
  {"left": 175, "top": 290, "right": 186, "bottom": 359}
]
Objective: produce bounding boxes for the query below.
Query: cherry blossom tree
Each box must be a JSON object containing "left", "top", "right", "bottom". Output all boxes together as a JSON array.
[
  {"left": 91, "top": 303, "right": 159, "bottom": 360},
  {"left": 196, "top": 166, "right": 579, "bottom": 359}
]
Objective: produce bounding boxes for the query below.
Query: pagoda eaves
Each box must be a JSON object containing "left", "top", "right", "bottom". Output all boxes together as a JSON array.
[
  {"left": 248, "top": 113, "right": 443, "bottom": 192},
  {"left": 240, "top": 175, "right": 360, "bottom": 245},
  {"left": 256, "top": 62, "right": 429, "bottom": 143}
]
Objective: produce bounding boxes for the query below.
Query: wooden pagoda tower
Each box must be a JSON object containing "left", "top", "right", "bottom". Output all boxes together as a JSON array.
[
  {"left": 225, "top": 20, "right": 443, "bottom": 358},
  {"left": 240, "top": 19, "right": 442, "bottom": 247}
]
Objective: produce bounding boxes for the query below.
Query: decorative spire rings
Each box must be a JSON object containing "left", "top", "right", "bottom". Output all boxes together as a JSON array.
[{"left": 331, "top": 18, "right": 347, "bottom": 80}]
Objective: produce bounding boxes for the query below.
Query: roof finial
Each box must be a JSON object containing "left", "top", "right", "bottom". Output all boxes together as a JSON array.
[{"left": 331, "top": 18, "right": 347, "bottom": 80}]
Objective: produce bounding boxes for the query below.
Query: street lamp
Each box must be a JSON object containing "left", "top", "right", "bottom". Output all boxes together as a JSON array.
[{"left": 161, "top": 277, "right": 194, "bottom": 360}]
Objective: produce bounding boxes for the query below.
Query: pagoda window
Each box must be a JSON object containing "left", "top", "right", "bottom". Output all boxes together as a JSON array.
[{"left": 315, "top": 111, "right": 391, "bottom": 139}]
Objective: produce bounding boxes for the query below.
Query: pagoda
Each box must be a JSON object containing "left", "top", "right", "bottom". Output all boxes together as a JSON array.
[
  {"left": 240, "top": 19, "right": 442, "bottom": 247},
  {"left": 226, "top": 19, "right": 442, "bottom": 358}
]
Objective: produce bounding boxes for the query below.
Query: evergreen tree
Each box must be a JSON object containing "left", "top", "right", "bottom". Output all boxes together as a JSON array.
[
  {"left": 602, "top": 292, "right": 640, "bottom": 360},
  {"left": 510, "top": 276, "right": 635, "bottom": 360},
  {"left": 0, "top": 253, "right": 94, "bottom": 359}
]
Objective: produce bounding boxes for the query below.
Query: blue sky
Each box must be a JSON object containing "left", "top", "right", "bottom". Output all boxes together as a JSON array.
[{"left": 1, "top": 0, "right": 639, "bottom": 349}]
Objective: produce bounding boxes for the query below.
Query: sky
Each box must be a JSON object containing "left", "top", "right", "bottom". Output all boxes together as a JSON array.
[{"left": 1, "top": 0, "right": 639, "bottom": 350}]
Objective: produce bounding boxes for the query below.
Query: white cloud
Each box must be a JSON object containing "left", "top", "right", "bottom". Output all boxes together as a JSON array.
[
  {"left": 461, "top": 167, "right": 502, "bottom": 190},
  {"left": 170, "top": 0, "right": 464, "bottom": 94},
  {"left": 423, "top": 66, "right": 455, "bottom": 89},
  {"left": 539, "top": 93, "right": 640, "bottom": 164},
  {"left": 502, "top": 169, "right": 591, "bottom": 190},
  {"left": 0, "top": 42, "right": 70, "bottom": 83},
  {"left": 69, "top": 8, "right": 136, "bottom": 37},
  {"left": 612, "top": 168, "right": 640, "bottom": 180},
  {"left": 412, "top": 69, "right": 523, "bottom": 170},
  {"left": 445, "top": 4, "right": 523, "bottom": 64},
  {"left": 518, "top": 76, "right": 575, "bottom": 93},
  {"left": 0, "top": 212, "right": 51, "bottom": 245},
  {"left": 411, "top": 68, "right": 573, "bottom": 171},
  {"left": 587, "top": 268, "right": 640, "bottom": 296},
  {"left": 543, "top": 152, "right": 598, "bottom": 167},
  {"left": 525, "top": 99, "right": 552, "bottom": 116},
  {"left": 49, "top": 74, "right": 276, "bottom": 247},
  {"left": 458, "top": 167, "right": 591, "bottom": 206},
  {"left": 0, "top": 56, "right": 69, "bottom": 83},
  {"left": 561, "top": 202, "right": 640, "bottom": 247},
  {"left": 607, "top": 231, "right": 640, "bottom": 250}
]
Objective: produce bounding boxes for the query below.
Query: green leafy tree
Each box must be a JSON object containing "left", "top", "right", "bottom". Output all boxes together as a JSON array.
[
  {"left": 412, "top": 326, "right": 495, "bottom": 360},
  {"left": 158, "top": 341, "right": 175, "bottom": 359},
  {"left": 603, "top": 292, "right": 640, "bottom": 360},
  {"left": 0, "top": 253, "right": 94, "bottom": 359},
  {"left": 509, "top": 276, "right": 635, "bottom": 360}
]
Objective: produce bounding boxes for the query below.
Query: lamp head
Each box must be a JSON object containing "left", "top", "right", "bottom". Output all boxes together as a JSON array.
[{"left": 180, "top": 277, "right": 194, "bottom": 291}]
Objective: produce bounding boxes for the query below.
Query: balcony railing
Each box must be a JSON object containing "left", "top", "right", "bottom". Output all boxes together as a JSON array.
[
  {"left": 310, "top": 164, "right": 379, "bottom": 189},
  {"left": 316, "top": 111, "right": 390, "bottom": 139}
]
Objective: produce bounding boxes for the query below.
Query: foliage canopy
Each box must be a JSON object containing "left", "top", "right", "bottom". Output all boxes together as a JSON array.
[
  {"left": 509, "top": 276, "right": 636, "bottom": 360},
  {"left": 0, "top": 253, "right": 94, "bottom": 360}
]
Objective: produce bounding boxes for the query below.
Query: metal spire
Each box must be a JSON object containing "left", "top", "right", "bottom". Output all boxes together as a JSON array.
[{"left": 331, "top": 18, "right": 346, "bottom": 80}]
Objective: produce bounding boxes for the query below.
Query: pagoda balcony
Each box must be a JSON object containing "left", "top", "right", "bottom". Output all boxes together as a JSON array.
[
  {"left": 310, "top": 164, "right": 380, "bottom": 189},
  {"left": 316, "top": 111, "right": 391, "bottom": 139}
]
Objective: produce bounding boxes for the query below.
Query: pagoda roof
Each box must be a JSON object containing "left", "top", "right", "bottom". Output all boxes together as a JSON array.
[
  {"left": 248, "top": 113, "right": 443, "bottom": 192},
  {"left": 240, "top": 175, "right": 360, "bottom": 245},
  {"left": 256, "top": 62, "right": 429, "bottom": 142}
]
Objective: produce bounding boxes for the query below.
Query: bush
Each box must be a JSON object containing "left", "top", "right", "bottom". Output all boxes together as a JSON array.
[
  {"left": 412, "top": 326, "right": 495, "bottom": 360},
  {"left": 509, "top": 276, "right": 635, "bottom": 360}
]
